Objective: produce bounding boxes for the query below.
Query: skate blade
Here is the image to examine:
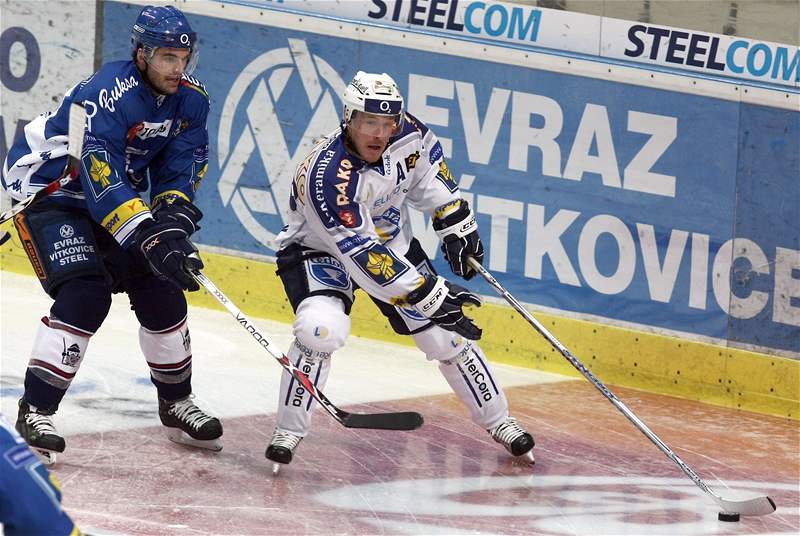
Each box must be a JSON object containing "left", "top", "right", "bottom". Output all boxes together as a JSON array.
[
  {"left": 165, "top": 429, "right": 223, "bottom": 451},
  {"left": 32, "top": 448, "right": 58, "bottom": 465}
]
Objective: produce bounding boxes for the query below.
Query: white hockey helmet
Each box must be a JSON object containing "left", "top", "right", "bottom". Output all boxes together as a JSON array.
[{"left": 342, "top": 71, "right": 404, "bottom": 128}]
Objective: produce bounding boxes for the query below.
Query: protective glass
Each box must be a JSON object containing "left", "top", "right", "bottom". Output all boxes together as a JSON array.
[
  {"left": 348, "top": 111, "right": 403, "bottom": 138},
  {"left": 145, "top": 46, "right": 199, "bottom": 76}
]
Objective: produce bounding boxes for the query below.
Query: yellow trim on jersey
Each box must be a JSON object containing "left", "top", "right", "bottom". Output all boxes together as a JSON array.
[
  {"left": 101, "top": 198, "right": 150, "bottom": 235},
  {"left": 152, "top": 189, "right": 191, "bottom": 206}
]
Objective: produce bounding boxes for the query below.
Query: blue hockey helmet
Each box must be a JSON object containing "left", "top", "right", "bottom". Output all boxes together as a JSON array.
[{"left": 131, "top": 5, "right": 198, "bottom": 74}]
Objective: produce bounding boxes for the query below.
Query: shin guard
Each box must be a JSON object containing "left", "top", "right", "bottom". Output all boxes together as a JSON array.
[
  {"left": 437, "top": 342, "right": 509, "bottom": 430},
  {"left": 26, "top": 317, "right": 92, "bottom": 408},
  {"left": 274, "top": 338, "right": 332, "bottom": 437},
  {"left": 139, "top": 317, "right": 193, "bottom": 401}
]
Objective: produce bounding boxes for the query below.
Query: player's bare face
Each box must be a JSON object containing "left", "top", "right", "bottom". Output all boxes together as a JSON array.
[
  {"left": 137, "top": 48, "right": 191, "bottom": 95},
  {"left": 347, "top": 112, "right": 401, "bottom": 163}
]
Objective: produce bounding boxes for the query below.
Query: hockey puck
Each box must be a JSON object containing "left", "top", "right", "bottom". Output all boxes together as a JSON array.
[{"left": 718, "top": 512, "right": 740, "bottom": 522}]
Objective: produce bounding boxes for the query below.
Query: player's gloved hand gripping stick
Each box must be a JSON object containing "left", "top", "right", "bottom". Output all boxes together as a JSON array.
[
  {"left": 466, "top": 257, "right": 776, "bottom": 520},
  {"left": 185, "top": 257, "right": 424, "bottom": 431}
]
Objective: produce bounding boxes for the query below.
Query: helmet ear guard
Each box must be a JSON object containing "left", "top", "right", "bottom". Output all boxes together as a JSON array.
[{"left": 342, "top": 71, "right": 404, "bottom": 128}]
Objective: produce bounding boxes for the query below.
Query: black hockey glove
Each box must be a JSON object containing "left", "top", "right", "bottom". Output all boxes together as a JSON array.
[
  {"left": 153, "top": 197, "right": 203, "bottom": 236},
  {"left": 132, "top": 218, "right": 204, "bottom": 291},
  {"left": 433, "top": 200, "right": 484, "bottom": 280},
  {"left": 407, "top": 275, "right": 482, "bottom": 340}
]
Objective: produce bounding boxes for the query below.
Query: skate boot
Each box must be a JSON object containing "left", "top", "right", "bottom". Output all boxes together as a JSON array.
[
  {"left": 489, "top": 416, "right": 535, "bottom": 464},
  {"left": 158, "top": 395, "right": 223, "bottom": 451},
  {"left": 265, "top": 428, "right": 303, "bottom": 475},
  {"left": 16, "top": 399, "right": 65, "bottom": 465}
]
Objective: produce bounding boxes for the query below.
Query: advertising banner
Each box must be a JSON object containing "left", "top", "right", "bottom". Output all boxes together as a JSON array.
[
  {"left": 224, "top": 0, "right": 799, "bottom": 89},
  {"left": 101, "top": 2, "right": 799, "bottom": 353},
  {"left": 601, "top": 18, "right": 800, "bottom": 89},
  {"left": 268, "top": 0, "right": 602, "bottom": 54}
]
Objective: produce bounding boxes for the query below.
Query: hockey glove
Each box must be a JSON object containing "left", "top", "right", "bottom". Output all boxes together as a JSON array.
[
  {"left": 132, "top": 218, "right": 204, "bottom": 291},
  {"left": 153, "top": 197, "right": 203, "bottom": 236},
  {"left": 433, "top": 200, "right": 484, "bottom": 280},
  {"left": 407, "top": 275, "right": 482, "bottom": 340}
]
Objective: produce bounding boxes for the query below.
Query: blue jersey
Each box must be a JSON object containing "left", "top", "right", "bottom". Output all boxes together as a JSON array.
[
  {"left": 1, "top": 60, "right": 210, "bottom": 248},
  {"left": 0, "top": 416, "right": 79, "bottom": 535}
]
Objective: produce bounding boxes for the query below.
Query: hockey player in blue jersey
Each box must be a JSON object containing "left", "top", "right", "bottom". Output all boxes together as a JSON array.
[
  {"left": 1, "top": 5, "right": 222, "bottom": 463},
  {"left": 0, "top": 415, "right": 82, "bottom": 535},
  {"left": 264, "top": 71, "right": 535, "bottom": 472}
]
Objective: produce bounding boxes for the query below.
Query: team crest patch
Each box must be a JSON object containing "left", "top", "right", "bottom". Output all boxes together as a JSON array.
[
  {"left": 89, "top": 154, "right": 111, "bottom": 188},
  {"left": 82, "top": 135, "right": 119, "bottom": 200},
  {"left": 309, "top": 257, "right": 350, "bottom": 290},
  {"left": 351, "top": 244, "right": 409, "bottom": 287}
]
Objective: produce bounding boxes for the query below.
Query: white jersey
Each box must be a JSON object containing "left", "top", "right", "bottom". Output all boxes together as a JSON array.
[{"left": 277, "top": 112, "right": 463, "bottom": 305}]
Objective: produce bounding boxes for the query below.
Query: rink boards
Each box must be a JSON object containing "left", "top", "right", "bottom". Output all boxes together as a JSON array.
[{"left": 0, "top": 0, "right": 798, "bottom": 418}]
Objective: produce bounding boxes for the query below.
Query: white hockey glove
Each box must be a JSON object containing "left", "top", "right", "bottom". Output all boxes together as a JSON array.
[
  {"left": 433, "top": 200, "right": 484, "bottom": 280},
  {"left": 406, "top": 275, "right": 482, "bottom": 340}
]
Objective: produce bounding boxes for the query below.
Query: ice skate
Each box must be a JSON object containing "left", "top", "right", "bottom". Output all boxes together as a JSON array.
[
  {"left": 489, "top": 416, "right": 535, "bottom": 464},
  {"left": 16, "top": 399, "right": 65, "bottom": 465},
  {"left": 265, "top": 428, "right": 302, "bottom": 475},
  {"left": 158, "top": 395, "right": 223, "bottom": 451}
]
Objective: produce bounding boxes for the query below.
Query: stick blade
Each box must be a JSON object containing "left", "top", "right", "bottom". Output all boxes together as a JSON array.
[
  {"left": 342, "top": 411, "right": 424, "bottom": 431},
  {"left": 713, "top": 495, "right": 776, "bottom": 517}
]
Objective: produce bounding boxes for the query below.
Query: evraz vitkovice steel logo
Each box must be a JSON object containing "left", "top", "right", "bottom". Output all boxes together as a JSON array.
[{"left": 217, "top": 39, "right": 347, "bottom": 251}]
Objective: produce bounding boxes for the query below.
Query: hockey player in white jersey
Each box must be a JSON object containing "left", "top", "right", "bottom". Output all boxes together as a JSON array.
[{"left": 266, "top": 71, "right": 534, "bottom": 472}]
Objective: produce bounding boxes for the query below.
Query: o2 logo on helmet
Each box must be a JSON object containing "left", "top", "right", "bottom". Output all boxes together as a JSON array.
[
  {"left": 217, "top": 39, "right": 346, "bottom": 252},
  {"left": 180, "top": 33, "right": 190, "bottom": 45},
  {"left": 59, "top": 225, "right": 75, "bottom": 238},
  {"left": 380, "top": 100, "right": 390, "bottom": 112}
]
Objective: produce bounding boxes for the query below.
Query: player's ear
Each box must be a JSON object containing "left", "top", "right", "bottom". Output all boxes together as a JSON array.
[{"left": 134, "top": 47, "right": 146, "bottom": 69}]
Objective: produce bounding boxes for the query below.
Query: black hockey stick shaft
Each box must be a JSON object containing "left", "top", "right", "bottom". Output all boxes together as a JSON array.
[
  {"left": 190, "top": 268, "right": 423, "bottom": 431},
  {"left": 0, "top": 103, "right": 86, "bottom": 245},
  {"left": 467, "top": 257, "right": 775, "bottom": 517}
]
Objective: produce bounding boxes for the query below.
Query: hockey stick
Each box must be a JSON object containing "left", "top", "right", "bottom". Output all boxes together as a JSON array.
[
  {"left": 467, "top": 257, "right": 776, "bottom": 517},
  {"left": 189, "top": 267, "right": 424, "bottom": 431},
  {"left": 0, "top": 103, "right": 86, "bottom": 245}
]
